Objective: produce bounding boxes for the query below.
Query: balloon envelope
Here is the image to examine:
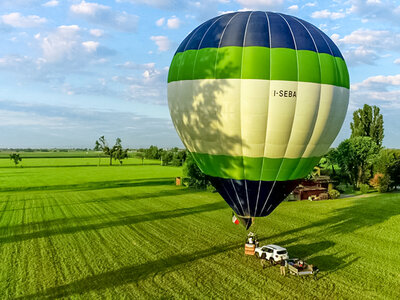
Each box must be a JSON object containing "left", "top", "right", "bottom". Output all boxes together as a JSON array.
[{"left": 168, "top": 11, "right": 349, "bottom": 218}]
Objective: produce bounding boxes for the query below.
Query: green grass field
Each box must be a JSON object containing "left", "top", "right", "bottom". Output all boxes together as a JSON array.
[{"left": 0, "top": 157, "right": 399, "bottom": 299}]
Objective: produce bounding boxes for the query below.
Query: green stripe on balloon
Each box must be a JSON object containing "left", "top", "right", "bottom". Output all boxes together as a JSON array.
[
  {"left": 190, "top": 152, "right": 321, "bottom": 181},
  {"left": 168, "top": 47, "right": 349, "bottom": 88}
]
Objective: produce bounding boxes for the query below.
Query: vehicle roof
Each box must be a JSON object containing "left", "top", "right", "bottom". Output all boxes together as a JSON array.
[{"left": 264, "top": 244, "right": 287, "bottom": 251}]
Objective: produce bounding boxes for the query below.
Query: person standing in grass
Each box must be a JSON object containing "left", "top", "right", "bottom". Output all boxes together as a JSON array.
[
  {"left": 280, "top": 259, "right": 286, "bottom": 276},
  {"left": 260, "top": 258, "right": 267, "bottom": 269}
]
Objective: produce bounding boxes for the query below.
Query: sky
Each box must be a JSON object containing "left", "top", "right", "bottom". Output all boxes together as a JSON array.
[{"left": 0, "top": 0, "right": 399, "bottom": 149}]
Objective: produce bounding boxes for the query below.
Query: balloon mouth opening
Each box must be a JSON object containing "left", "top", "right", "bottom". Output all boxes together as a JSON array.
[{"left": 237, "top": 216, "right": 254, "bottom": 230}]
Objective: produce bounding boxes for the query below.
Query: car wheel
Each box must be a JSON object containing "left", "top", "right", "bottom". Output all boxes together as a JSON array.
[{"left": 269, "top": 258, "right": 275, "bottom": 265}]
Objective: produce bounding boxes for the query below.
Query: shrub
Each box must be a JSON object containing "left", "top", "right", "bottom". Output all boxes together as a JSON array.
[
  {"left": 377, "top": 175, "right": 391, "bottom": 193},
  {"left": 369, "top": 173, "right": 384, "bottom": 190},
  {"left": 359, "top": 183, "right": 370, "bottom": 194},
  {"left": 328, "top": 189, "right": 340, "bottom": 199},
  {"left": 183, "top": 154, "right": 210, "bottom": 189}
]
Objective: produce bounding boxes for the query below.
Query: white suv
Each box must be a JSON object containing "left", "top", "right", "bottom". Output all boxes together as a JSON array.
[{"left": 255, "top": 244, "right": 289, "bottom": 264}]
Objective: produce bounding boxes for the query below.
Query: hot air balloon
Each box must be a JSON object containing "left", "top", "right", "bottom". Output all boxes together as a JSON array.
[{"left": 167, "top": 11, "right": 349, "bottom": 228}]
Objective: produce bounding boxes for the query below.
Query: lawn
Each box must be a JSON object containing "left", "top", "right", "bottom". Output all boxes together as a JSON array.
[{"left": 0, "top": 159, "right": 399, "bottom": 299}]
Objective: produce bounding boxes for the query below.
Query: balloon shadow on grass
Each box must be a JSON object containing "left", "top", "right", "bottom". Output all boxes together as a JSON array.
[
  {"left": 309, "top": 253, "right": 359, "bottom": 278},
  {"left": 0, "top": 177, "right": 176, "bottom": 194},
  {"left": 0, "top": 187, "right": 202, "bottom": 231},
  {"left": 0, "top": 199, "right": 227, "bottom": 245}
]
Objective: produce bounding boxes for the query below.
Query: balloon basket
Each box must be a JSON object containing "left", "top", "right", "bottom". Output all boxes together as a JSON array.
[{"left": 245, "top": 243, "right": 255, "bottom": 256}]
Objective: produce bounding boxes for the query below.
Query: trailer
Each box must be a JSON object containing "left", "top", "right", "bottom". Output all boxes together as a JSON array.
[{"left": 286, "top": 258, "right": 319, "bottom": 278}]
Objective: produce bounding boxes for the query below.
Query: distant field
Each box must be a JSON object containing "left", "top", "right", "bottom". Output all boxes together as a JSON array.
[
  {"left": 0, "top": 158, "right": 399, "bottom": 299},
  {"left": 0, "top": 152, "right": 160, "bottom": 168},
  {"left": 0, "top": 151, "right": 99, "bottom": 158}
]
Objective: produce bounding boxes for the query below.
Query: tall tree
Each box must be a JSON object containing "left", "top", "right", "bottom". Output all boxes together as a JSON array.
[
  {"left": 336, "top": 137, "right": 379, "bottom": 188},
  {"left": 94, "top": 136, "right": 113, "bottom": 165},
  {"left": 350, "top": 104, "right": 384, "bottom": 147},
  {"left": 112, "top": 138, "right": 129, "bottom": 165}
]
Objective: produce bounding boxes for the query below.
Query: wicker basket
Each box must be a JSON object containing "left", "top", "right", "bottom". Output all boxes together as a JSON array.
[{"left": 244, "top": 243, "right": 255, "bottom": 255}]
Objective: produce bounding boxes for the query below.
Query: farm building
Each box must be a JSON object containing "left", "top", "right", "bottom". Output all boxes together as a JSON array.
[{"left": 290, "top": 176, "right": 335, "bottom": 201}]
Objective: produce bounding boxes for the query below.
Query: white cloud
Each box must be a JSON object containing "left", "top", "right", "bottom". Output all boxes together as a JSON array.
[
  {"left": 330, "top": 33, "right": 340, "bottom": 43},
  {"left": 394, "top": 58, "right": 400, "bottom": 65},
  {"left": 82, "top": 41, "right": 99, "bottom": 52},
  {"left": 0, "top": 55, "right": 39, "bottom": 70},
  {"left": 311, "top": 9, "right": 346, "bottom": 20},
  {"left": 342, "top": 46, "right": 379, "bottom": 66},
  {"left": 333, "top": 29, "right": 400, "bottom": 65},
  {"left": 156, "top": 17, "right": 165, "bottom": 26},
  {"left": 89, "top": 28, "right": 104, "bottom": 37},
  {"left": 71, "top": 0, "right": 107, "bottom": 15},
  {"left": 167, "top": 16, "right": 180, "bottom": 29},
  {"left": 348, "top": 0, "right": 400, "bottom": 25},
  {"left": 150, "top": 35, "right": 171, "bottom": 52},
  {"left": 42, "top": 0, "right": 59, "bottom": 7},
  {"left": 112, "top": 64, "right": 169, "bottom": 105},
  {"left": 1, "top": 12, "right": 46, "bottom": 28},
  {"left": 303, "top": 2, "right": 316, "bottom": 7},
  {"left": 353, "top": 75, "right": 400, "bottom": 91},
  {"left": 337, "top": 29, "right": 400, "bottom": 50},
  {"left": 288, "top": 5, "right": 298, "bottom": 11},
  {"left": 0, "top": 109, "right": 64, "bottom": 126},
  {"left": 236, "top": 0, "right": 284, "bottom": 10},
  {"left": 70, "top": 1, "right": 138, "bottom": 32},
  {"left": 40, "top": 25, "right": 81, "bottom": 62},
  {"left": 350, "top": 75, "right": 400, "bottom": 109},
  {"left": 117, "top": 61, "right": 155, "bottom": 69},
  {"left": 35, "top": 24, "right": 112, "bottom": 65},
  {"left": 117, "top": 0, "right": 219, "bottom": 21},
  {"left": 116, "top": 0, "right": 181, "bottom": 9}
]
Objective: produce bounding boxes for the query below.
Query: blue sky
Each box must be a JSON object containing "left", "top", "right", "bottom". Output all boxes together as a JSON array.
[{"left": 0, "top": 0, "right": 399, "bottom": 149}]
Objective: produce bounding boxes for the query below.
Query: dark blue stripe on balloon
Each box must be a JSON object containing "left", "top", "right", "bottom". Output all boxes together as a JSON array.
[
  {"left": 208, "top": 176, "right": 299, "bottom": 218},
  {"left": 219, "top": 12, "right": 250, "bottom": 48},
  {"left": 175, "top": 11, "right": 344, "bottom": 59},
  {"left": 291, "top": 17, "right": 335, "bottom": 57},
  {"left": 199, "top": 13, "right": 237, "bottom": 49},
  {"left": 184, "top": 15, "right": 224, "bottom": 51},
  {"left": 244, "top": 11, "right": 270, "bottom": 47},
  {"left": 280, "top": 13, "right": 316, "bottom": 52},
  {"left": 267, "top": 12, "right": 295, "bottom": 49}
]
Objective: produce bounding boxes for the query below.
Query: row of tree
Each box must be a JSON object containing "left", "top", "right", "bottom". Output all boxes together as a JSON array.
[
  {"left": 94, "top": 138, "right": 187, "bottom": 167},
  {"left": 135, "top": 145, "right": 187, "bottom": 166}
]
